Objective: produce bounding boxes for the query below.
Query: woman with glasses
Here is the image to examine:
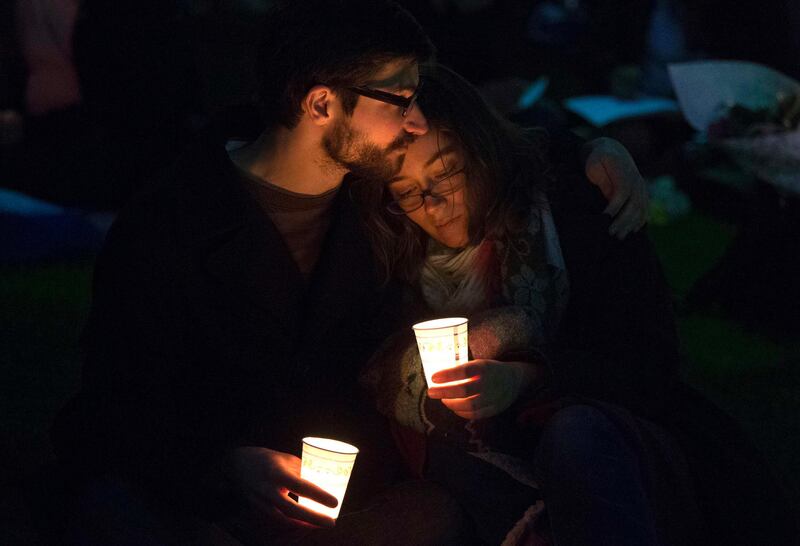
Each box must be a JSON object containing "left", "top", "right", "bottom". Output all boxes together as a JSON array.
[{"left": 353, "top": 65, "right": 794, "bottom": 546}]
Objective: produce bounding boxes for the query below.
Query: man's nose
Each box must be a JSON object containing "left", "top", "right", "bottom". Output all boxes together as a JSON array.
[{"left": 403, "top": 104, "right": 429, "bottom": 135}]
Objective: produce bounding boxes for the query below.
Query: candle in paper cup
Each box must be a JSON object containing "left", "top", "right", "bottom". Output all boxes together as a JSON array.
[
  {"left": 298, "top": 437, "right": 358, "bottom": 519},
  {"left": 412, "top": 317, "right": 469, "bottom": 387}
]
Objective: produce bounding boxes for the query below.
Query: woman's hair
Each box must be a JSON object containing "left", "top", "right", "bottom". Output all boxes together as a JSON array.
[{"left": 353, "top": 63, "right": 552, "bottom": 283}]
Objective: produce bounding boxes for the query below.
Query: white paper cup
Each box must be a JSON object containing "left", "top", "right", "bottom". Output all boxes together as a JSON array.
[
  {"left": 412, "top": 317, "right": 469, "bottom": 387},
  {"left": 298, "top": 437, "right": 359, "bottom": 519}
]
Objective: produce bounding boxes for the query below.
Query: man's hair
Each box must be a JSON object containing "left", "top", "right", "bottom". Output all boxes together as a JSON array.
[{"left": 255, "top": 0, "right": 434, "bottom": 129}]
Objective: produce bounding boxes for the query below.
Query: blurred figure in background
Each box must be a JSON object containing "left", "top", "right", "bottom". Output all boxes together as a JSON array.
[
  {"left": 8, "top": 0, "right": 205, "bottom": 210},
  {"left": 0, "top": 1, "right": 25, "bottom": 151},
  {"left": 16, "top": 0, "right": 81, "bottom": 117},
  {"left": 7, "top": 0, "right": 84, "bottom": 206}
]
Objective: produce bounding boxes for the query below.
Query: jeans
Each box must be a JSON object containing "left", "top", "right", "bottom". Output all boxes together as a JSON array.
[
  {"left": 63, "top": 475, "right": 475, "bottom": 546},
  {"left": 534, "top": 405, "right": 659, "bottom": 546}
]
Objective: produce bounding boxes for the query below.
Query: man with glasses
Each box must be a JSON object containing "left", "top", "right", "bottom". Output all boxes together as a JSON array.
[{"left": 52, "top": 2, "right": 475, "bottom": 544}]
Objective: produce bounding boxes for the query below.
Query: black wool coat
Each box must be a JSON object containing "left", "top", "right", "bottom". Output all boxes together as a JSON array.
[{"left": 52, "top": 134, "right": 405, "bottom": 513}]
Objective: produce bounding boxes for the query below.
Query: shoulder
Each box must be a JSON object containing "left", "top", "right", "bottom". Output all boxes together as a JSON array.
[
  {"left": 542, "top": 161, "right": 621, "bottom": 273},
  {"left": 100, "top": 135, "right": 251, "bottom": 271},
  {"left": 515, "top": 125, "right": 601, "bottom": 216}
]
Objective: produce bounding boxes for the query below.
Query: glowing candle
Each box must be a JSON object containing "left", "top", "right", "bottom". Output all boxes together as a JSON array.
[
  {"left": 412, "top": 317, "right": 469, "bottom": 387},
  {"left": 298, "top": 437, "right": 359, "bottom": 519}
]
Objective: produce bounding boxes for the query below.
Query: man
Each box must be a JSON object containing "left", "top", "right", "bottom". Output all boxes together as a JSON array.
[
  {"left": 51, "top": 1, "right": 647, "bottom": 544},
  {"left": 52, "top": 2, "right": 466, "bottom": 544}
]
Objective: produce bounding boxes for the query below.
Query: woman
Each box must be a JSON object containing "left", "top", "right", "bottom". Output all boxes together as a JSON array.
[{"left": 355, "top": 65, "right": 795, "bottom": 546}]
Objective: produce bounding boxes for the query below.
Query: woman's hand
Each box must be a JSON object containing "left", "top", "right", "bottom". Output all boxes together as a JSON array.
[
  {"left": 226, "top": 446, "right": 338, "bottom": 529},
  {"left": 583, "top": 137, "right": 649, "bottom": 239},
  {"left": 427, "top": 359, "right": 542, "bottom": 420}
]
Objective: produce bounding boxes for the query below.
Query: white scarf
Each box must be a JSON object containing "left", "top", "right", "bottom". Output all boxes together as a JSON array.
[{"left": 419, "top": 239, "right": 492, "bottom": 316}]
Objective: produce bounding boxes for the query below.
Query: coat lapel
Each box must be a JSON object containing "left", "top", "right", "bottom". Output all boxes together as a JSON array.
[
  {"left": 181, "top": 137, "right": 306, "bottom": 340},
  {"left": 202, "top": 219, "right": 306, "bottom": 340},
  {"left": 292, "top": 183, "right": 380, "bottom": 377},
  {"left": 182, "top": 141, "right": 377, "bottom": 359}
]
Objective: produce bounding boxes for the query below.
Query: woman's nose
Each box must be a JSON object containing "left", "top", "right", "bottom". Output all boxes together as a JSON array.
[{"left": 422, "top": 192, "right": 447, "bottom": 213}]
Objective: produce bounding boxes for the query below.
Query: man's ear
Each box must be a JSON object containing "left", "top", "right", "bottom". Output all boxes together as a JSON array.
[{"left": 303, "top": 85, "right": 336, "bottom": 126}]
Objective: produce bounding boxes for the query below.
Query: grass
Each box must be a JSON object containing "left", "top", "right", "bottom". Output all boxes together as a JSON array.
[
  {"left": 0, "top": 261, "right": 92, "bottom": 479},
  {"left": 650, "top": 212, "right": 800, "bottom": 510},
  {"left": 648, "top": 211, "right": 737, "bottom": 300}
]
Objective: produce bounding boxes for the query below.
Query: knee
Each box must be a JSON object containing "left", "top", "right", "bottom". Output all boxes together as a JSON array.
[
  {"left": 332, "top": 480, "right": 475, "bottom": 546},
  {"left": 393, "top": 480, "right": 474, "bottom": 546},
  {"left": 535, "top": 405, "right": 631, "bottom": 485}
]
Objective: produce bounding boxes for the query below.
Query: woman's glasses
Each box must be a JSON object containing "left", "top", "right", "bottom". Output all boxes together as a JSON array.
[{"left": 386, "top": 168, "right": 465, "bottom": 215}]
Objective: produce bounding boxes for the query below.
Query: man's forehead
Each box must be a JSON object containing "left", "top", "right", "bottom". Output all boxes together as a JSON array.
[{"left": 366, "top": 59, "right": 420, "bottom": 90}]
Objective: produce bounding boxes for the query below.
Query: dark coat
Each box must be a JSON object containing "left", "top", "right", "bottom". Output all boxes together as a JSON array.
[
  {"left": 51, "top": 133, "right": 405, "bottom": 513},
  {"left": 547, "top": 156, "right": 797, "bottom": 546}
]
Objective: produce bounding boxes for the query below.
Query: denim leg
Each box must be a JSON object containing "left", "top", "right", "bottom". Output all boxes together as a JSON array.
[
  {"left": 220, "top": 479, "right": 478, "bottom": 546},
  {"left": 294, "top": 480, "right": 479, "bottom": 546},
  {"left": 64, "top": 475, "right": 239, "bottom": 546},
  {"left": 534, "top": 405, "right": 659, "bottom": 546}
]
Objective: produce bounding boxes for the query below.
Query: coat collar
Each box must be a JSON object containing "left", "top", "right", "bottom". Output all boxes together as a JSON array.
[{"left": 175, "top": 136, "right": 374, "bottom": 342}]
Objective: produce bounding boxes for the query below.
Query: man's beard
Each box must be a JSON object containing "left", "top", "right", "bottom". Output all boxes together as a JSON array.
[{"left": 322, "top": 117, "right": 414, "bottom": 181}]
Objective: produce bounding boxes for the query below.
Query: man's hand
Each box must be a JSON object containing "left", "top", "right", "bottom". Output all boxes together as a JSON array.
[
  {"left": 226, "top": 447, "right": 338, "bottom": 528},
  {"left": 427, "top": 359, "right": 542, "bottom": 420},
  {"left": 583, "top": 137, "right": 648, "bottom": 239}
]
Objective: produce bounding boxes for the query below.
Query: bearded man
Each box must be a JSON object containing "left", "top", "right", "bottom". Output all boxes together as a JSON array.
[{"left": 49, "top": 2, "right": 472, "bottom": 544}]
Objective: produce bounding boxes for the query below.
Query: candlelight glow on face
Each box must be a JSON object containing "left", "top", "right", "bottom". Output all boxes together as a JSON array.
[
  {"left": 298, "top": 437, "right": 359, "bottom": 520},
  {"left": 412, "top": 317, "right": 469, "bottom": 387}
]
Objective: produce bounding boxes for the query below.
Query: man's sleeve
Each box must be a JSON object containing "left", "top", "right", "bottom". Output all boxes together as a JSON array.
[
  {"left": 545, "top": 162, "right": 680, "bottom": 419},
  {"left": 57, "top": 199, "right": 240, "bottom": 510}
]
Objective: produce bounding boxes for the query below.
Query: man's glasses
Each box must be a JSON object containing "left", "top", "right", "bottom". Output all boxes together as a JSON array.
[
  {"left": 386, "top": 168, "right": 465, "bottom": 215},
  {"left": 347, "top": 81, "right": 423, "bottom": 117}
]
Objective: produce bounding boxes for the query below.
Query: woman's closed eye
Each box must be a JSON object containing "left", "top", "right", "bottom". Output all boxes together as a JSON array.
[
  {"left": 390, "top": 185, "right": 420, "bottom": 200},
  {"left": 388, "top": 166, "right": 464, "bottom": 201}
]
